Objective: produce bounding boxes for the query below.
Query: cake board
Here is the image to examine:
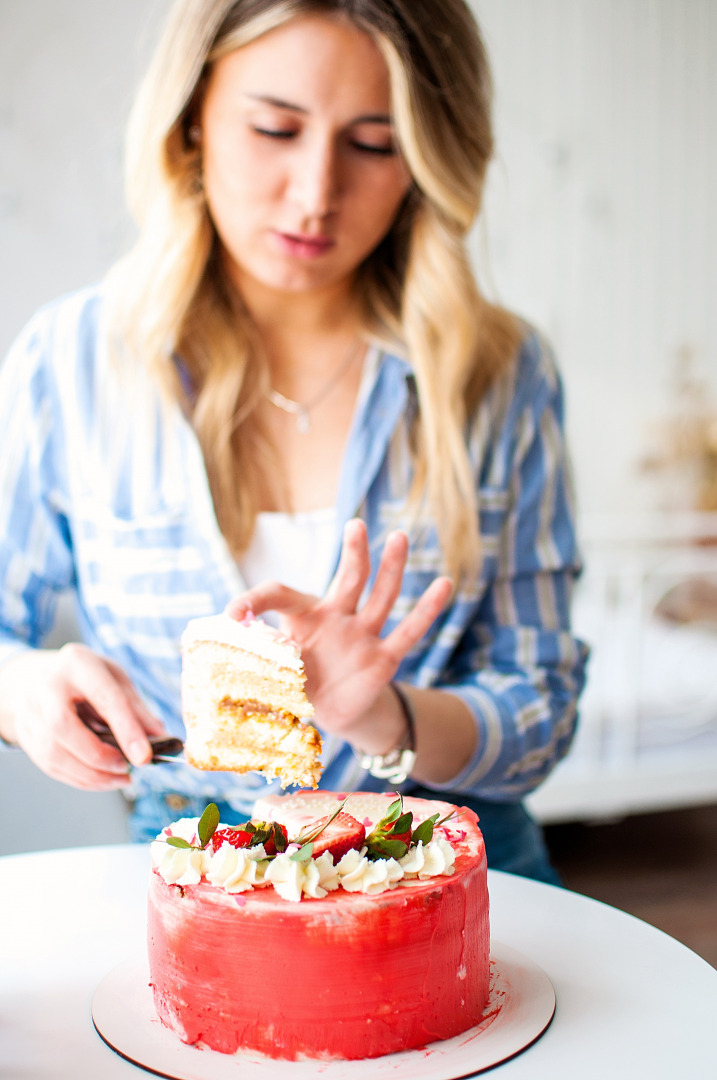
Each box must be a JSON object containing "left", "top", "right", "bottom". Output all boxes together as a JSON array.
[{"left": 92, "top": 943, "right": 555, "bottom": 1079}]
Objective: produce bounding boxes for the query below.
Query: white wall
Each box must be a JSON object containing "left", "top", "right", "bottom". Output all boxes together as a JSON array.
[
  {"left": 0, "top": 0, "right": 168, "bottom": 354},
  {"left": 1, "top": 1, "right": 715, "bottom": 849},
  {"left": 472, "top": 0, "right": 717, "bottom": 518}
]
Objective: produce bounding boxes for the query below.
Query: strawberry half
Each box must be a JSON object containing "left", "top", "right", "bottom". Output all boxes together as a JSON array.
[
  {"left": 210, "top": 821, "right": 288, "bottom": 856},
  {"left": 210, "top": 827, "right": 253, "bottom": 853},
  {"left": 309, "top": 812, "right": 366, "bottom": 863}
]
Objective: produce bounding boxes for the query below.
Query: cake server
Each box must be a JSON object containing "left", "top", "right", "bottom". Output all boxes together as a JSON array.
[{"left": 76, "top": 700, "right": 186, "bottom": 764}]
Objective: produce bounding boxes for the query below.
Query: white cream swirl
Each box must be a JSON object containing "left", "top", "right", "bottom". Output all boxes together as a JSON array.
[
  {"left": 336, "top": 849, "right": 405, "bottom": 894},
  {"left": 398, "top": 838, "right": 456, "bottom": 880},
  {"left": 151, "top": 817, "right": 209, "bottom": 885},
  {"left": 206, "top": 843, "right": 269, "bottom": 893},
  {"left": 264, "top": 850, "right": 340, "bottom": 902}
]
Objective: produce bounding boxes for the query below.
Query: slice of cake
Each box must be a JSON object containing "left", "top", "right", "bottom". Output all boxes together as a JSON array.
[
  {"left": 147, "top": 790, "right": 490, "bottom": 1060},
  {"left": 181, "top": 612, "right": 322, "bottom": 788}
]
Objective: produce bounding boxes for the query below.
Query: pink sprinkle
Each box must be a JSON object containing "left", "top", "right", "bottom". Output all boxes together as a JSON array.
[
  {"left": 234, "top": 895, "right": 247, "bottom": 907},
  {"left": 240, "top": 611, "right": 256, "bottom": 626},
  {"left": 362, "top": 817, "right": 373, "bottom": 829},
  {"left": 437, "top": 826, "right": 465, "bottom": 842}
]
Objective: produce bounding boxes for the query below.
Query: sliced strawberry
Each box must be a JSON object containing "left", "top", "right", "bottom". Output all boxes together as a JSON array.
[
  {"left": 210, "top": 827, "right": 253, "bottom": 853},
  {"left": 309, "top": 812, "right": 366, "bottom": 862},
  {"left": 210, "top": 821, "right": 288, "bottom": 856}
]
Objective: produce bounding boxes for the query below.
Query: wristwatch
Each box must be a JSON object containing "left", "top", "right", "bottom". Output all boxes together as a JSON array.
[{"left": 359, "top": 682, "right": 417, "bottom": 784}]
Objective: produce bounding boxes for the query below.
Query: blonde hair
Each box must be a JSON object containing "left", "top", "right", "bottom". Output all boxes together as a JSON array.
[{"left": 106, "top": 0, "right": 522, "bottom": 585}]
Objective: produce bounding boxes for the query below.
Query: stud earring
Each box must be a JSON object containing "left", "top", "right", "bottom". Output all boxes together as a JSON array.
[{"left": 188, "top": 125, "right": 202, "bottom": 145}]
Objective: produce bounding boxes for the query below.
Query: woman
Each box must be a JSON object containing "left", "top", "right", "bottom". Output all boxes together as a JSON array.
[{"left": 0, "top": 0, "right": 587, "bottom": 881}]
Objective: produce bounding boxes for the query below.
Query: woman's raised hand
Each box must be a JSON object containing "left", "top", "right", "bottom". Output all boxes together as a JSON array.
[
  {"left": 225, "top": 519, "right": 453, "bottom": 744},
  {"left": 0, "top": 644, "right": 165, "bottom": 790}
]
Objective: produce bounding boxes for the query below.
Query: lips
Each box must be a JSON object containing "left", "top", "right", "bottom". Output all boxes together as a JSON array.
[{"left": 273, "top": 231, "right": 335, "bottom": 259}]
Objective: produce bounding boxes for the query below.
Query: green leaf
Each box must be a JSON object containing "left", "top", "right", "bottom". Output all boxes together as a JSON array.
[
  {"left": 367, "top": 838, "right": 408, "bottom": 861},
  {"left": 290, "top": 842, "right": 314, "bottom": 862},
  {"left": 381, "top": 797, "right": 403, "bottom": 824},
  {"left": 251, "top": 827, "right": 273, "bottom": 847},
  {"left": 434, "top": 808, "right": 458, "bottom": 829},
  {"left": 197, "top": 803, "right": 220, "bottom": 849},
  {"left": 411, "top": 814, "right": 439, "bottom": 846},
  {"left": 273, "top": 823, "right": 288, "bottom": 853},
  {"left": 391, "top": 812, "right": 414, "bottom": 835},
  {"left": 166, "top": 836, "right": 194, "bottom": 850}
]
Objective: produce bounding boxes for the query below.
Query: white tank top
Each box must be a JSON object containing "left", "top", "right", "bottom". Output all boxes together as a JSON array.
[
  {"left": 239, "top": 506, "right": 338, "bottom": 607},
  {"left": 237, "top": 345, "right": 382, "bottom": 619}
]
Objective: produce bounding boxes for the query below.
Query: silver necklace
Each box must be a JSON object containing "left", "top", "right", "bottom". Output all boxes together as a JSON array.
[{"left": 266, "top": 340, "right": 361, "bottom": 434}]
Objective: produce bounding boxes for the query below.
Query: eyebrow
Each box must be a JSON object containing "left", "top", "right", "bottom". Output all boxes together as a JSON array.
[{"left": 244, "top": 93, "right": 392, "bottom": 124}]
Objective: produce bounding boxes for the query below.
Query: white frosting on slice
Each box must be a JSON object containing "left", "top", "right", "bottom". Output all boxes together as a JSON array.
[{"left": 182, "top": 613, "right": 303, "bottom": 671}]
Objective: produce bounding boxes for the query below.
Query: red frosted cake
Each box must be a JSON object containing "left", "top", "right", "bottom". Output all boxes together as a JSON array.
[{"left": 147, "top": 790, "right": 490, "bottom": 1061}]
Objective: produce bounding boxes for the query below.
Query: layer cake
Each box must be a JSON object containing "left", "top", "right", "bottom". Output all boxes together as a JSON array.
[{"left": 147, "top": 790, "right": 489, "bottom": 1061}]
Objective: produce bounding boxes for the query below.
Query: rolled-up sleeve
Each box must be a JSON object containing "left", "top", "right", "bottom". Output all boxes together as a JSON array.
[{"left": 430, "top": 335, "right": 589, "bottom": 799}]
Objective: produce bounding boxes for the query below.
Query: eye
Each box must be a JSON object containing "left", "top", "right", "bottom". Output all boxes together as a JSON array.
[
  {"left": 351, "top": 141, "right": 397, "bottom": 156},
  {"left": 252, "top": 127, "right": 297, "bottom": 140}
]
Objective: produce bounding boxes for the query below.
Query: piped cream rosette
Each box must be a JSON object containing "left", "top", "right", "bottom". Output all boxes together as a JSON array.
[{"left": 151, "top": 817, "right": 456, "bottom": 902}]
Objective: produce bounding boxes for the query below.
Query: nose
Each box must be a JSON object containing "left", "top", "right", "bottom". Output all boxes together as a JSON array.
[{"left": 287, "top": 135, "right": 340, "bottom": 221}]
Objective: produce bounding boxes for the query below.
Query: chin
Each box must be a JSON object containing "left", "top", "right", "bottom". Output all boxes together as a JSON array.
[{"left": 249, "top": 261, "right": 353, "bottom": 298}]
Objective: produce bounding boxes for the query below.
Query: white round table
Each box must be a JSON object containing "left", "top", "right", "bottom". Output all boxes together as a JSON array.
[{"left": 1, "top": 844, "right": 715, "bottom": 1078}]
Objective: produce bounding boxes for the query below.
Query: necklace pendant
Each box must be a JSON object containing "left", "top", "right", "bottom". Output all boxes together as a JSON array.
[
  {"left": 265, "top": 338, "right": 361, "bottom": 435},
  {"left": 296, "top": 409, "right": 311, "bottom": 434}
]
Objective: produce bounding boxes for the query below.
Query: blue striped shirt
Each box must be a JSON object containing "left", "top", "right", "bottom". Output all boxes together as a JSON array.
[{"left": 0, "top": 286, "right": 588, "bottom": 815}]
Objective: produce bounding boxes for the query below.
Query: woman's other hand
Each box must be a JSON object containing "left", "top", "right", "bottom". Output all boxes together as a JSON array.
[
  {"left": 225, "top": 518, "right": 453, "bottom": 751},
  {"left": 0, "top": 644, "right": 166, "bottom": 790}
]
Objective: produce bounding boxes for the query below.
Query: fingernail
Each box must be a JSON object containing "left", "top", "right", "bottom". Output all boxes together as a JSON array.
[{"left": 129, "top": 740, "right": 149, "bottom": 766}]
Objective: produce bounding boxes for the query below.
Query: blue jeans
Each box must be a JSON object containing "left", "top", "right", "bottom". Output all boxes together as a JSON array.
[
  {"left": 128, "top": 791, "right": 244, "bottom": 844},
  {"left": 129, "top": 786, "right": 560, "bottom": 886}
]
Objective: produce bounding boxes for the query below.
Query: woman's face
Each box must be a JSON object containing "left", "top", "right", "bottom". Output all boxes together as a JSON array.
[{"left": 199, "top": 13, "right": 412, "bottom": 304}]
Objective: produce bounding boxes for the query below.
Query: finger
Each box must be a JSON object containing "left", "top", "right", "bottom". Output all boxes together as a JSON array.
[
  {"left": 56, "top": 704, "right": 133, "bottom": 775},
  {"left": 323, "top": 518, "right": 371, "bottom": 613},
  {"left": 60, "top": 645, "right": 155, "bottom": 767},
  {"left": 382, "top": 576, "right": 453, "bottom": 662},
  {"left": 105, "top": 660, "right": 166, "bottom": 737},
  {"left": 50, "top": 749, "right": 133, "bottom": 790},
  {"left": 358, "top": 530, "right": 409, "bottom": 632},
  {"left": 226, "top": 582, "right": 318, "bottom": 620},
  {"left": 23, "top": 705, "right": 132, "bottom": 790},
  {"left": 42, "top": 745, "right": 132, "bottom": 791}
]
